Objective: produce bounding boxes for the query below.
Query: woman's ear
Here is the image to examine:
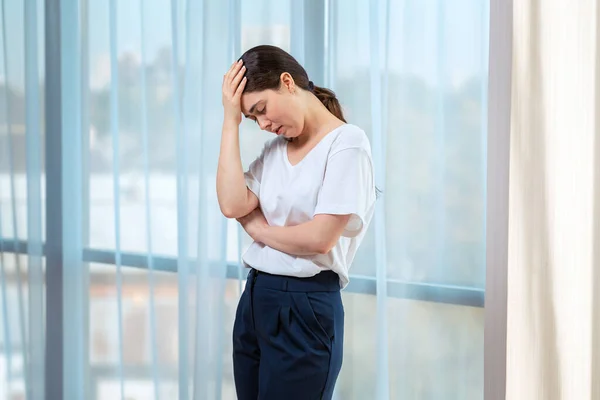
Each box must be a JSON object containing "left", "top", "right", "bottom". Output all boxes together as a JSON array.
[{"left": 279, "top": 72, "right": 296, "bottom": 93}]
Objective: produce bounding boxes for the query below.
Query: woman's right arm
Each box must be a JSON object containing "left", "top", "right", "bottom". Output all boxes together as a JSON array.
[
  {"left": 217, "top": 121, "right": 258, "bottom": 218},
  {"left": 216, "top": 60, "right": 258, "bottom": 219}
]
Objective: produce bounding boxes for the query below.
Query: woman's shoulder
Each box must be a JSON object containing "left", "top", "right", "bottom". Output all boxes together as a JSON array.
[
  {"left": 258, "top": 135, "right": 287, "bottom": 160},
  {"left": 331, "top": 124, "right": 372, "bottom": 153}
]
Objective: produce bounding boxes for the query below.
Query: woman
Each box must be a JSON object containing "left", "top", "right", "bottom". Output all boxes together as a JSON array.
[{"left": 216, "top": 45, "right": 376, "bottom": 400}]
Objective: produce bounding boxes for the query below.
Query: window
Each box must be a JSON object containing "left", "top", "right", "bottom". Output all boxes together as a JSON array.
[{"left": 0, "top": 0, "right": 489, "bottom": 398}]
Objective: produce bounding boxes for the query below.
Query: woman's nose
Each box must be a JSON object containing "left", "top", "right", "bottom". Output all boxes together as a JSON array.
[{"left": 257, "top": 117, "right": 271, "bottom": 131}]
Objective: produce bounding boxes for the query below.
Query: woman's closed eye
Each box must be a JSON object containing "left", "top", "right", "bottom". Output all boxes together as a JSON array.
[{"left": 244, "top": 105, "right": 265, "bottom": 124}]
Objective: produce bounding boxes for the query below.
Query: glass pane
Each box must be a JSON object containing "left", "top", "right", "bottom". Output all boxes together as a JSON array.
[
  {"left": 336, "top": 292, "right": 377, "bottom": 397},
  {"left": 86, "top": 0, "right": 178, "bottom": 255},
  {"left": 0, "top": 254, "right": 45, "bottom": 400},
  {"left": 332, "top": 0, "right": 488, "bottom": 287},
  {"left": 383, "top": 0, "right": 488, "bottom": 288},
  {"left": 387, "top": 297, "right": 484, "bottom": 399},
  {"left": 89, "top": 263, "right": 178, "bottom": 398},
  {"left": 89, "top": 263, "right": 243, "bottom": 399},
  {"left": 337, "top": 291, "right": 484, "bottom": 399},
  {"left": 0, "top": 0, "right": 46, "bottom": 244}
]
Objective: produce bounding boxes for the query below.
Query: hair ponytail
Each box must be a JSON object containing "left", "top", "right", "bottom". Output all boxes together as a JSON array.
[{"left": 312, "top": 85, "right": 346, "bottom": 123}]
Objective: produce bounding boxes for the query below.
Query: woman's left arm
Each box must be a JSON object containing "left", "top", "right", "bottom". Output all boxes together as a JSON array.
[{"left": 237, "top": 208, "right": 349, "bottom": 256}]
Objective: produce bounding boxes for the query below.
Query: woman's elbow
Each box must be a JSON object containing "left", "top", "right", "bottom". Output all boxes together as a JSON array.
[
  {"left": 310, "top": 215, "right": 348, "bottom": 255},
  {"left": 313, "top": 238, "right": 337, "bottom": 255},
  {"left": 220, "top": 205, "right": 243, "bottom": 219}
]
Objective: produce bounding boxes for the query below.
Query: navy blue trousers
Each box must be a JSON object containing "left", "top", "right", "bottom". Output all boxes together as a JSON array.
[{"left": 233, "top": 269, "right": 344, "bottom": 400}]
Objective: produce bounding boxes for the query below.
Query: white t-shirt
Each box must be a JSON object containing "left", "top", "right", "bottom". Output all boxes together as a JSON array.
[{"left": 242, "top": 123, "right": 376, "bottom": 288}]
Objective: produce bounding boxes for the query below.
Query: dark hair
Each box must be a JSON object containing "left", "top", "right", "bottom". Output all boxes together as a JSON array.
[{"left": 239, "top": 45, "right": 346, "bottom": 123}]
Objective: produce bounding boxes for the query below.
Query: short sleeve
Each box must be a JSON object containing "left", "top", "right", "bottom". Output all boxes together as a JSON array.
[
  {"left": 244, "top": 155, "right": 264, "bottom": 197},
  {"left": 313, "top": 147, "right": 376, "bottom": 238}
]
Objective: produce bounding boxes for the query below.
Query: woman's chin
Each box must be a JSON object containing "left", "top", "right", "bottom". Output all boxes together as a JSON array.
[{"left": 280, "top": 130, "right": 299, "bottom": 139}]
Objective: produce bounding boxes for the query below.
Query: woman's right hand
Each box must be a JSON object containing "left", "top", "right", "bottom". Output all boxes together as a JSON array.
[{"left": 222, "top": 60, "right": 247, "bottom": 126}]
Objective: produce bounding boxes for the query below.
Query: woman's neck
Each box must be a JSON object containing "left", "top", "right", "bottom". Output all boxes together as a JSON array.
[{"left": 295, "top": 96, "right": 344, "bottom": 146}]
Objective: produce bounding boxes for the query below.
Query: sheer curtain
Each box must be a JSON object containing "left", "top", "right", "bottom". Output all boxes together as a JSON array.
[
  {"left": 0, "top": 0, "right": 490, "bottom": 399},
  {"left": 507, "top": 1, "right": 599, "bottom": 398}
]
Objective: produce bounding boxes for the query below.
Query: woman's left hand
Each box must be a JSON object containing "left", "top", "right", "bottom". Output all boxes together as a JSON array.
[{"left": 236, "top": 208, "right": 268, "bottom": 242}]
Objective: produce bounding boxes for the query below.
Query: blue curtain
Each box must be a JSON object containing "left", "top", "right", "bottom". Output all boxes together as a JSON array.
[{"left": 0, "top": 0, "right": 489, "bottom": 398}]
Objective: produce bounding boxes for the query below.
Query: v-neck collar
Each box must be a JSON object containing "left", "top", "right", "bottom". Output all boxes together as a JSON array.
[{"left": 284, "top": 124, "right": 347, "bottom": 168}]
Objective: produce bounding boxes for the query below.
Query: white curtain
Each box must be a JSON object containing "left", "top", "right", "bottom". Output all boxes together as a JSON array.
[
  {"left": 507, "top": 0, "right": 600, "bottom": 399},
  {"left": 0, "top": 0, "right": 490, "bottom": 399}
]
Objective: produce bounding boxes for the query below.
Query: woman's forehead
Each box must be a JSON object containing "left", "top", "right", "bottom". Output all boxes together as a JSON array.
[{"left": 241, "top": 91, "right": 269, "bottom": 115}]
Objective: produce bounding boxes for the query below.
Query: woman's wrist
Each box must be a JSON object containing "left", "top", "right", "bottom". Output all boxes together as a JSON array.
[
  {"left": 222, "top": 117, "right": 240, "bottom": 131},
  {"left": 253, "top": 223, "right": 269, "bottom": 243}
]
